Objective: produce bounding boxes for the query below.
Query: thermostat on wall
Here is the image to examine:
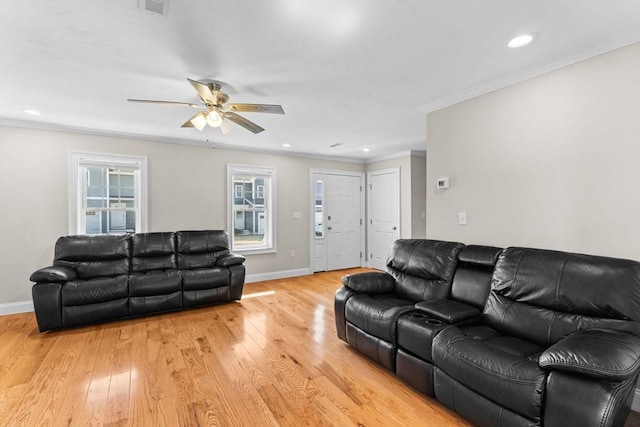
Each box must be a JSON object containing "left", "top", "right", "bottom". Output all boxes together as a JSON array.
[{"left": 436, "top": 177, "right": 449, "bottom": 189}]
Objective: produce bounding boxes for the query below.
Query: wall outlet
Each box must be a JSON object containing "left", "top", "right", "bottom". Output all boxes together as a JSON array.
[{"left": 290, "top": 250, "right": 296, "bottom": 257}]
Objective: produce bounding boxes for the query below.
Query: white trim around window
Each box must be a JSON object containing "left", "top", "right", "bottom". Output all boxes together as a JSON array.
[
  {"left": 227, "top": 164, "right": 276, "bottom": 254},
  {"left": 69, "top": 151, "right": 148, "bottom": 235}
]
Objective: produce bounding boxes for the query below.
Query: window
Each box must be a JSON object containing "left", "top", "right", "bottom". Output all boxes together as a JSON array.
[
  {"left": 69, "top": 152, "right": 147, "bottom": 235},
  {"left": 235, "top": 184, "right": 243, "bottom": 199},
  {"left": 314, "top": 180, "right": 324, "bottom": 238},
  {"left": 227, "top": 164, "right": 276, "bottom": 253}
]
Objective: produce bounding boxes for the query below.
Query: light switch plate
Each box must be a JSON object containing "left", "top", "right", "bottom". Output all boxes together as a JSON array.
[{"left": 458, "top": 212, "right": 467, "bottom": 225}]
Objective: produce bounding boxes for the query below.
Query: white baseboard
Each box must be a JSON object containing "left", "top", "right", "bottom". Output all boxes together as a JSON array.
[
  {"left": 245, "top": 268, "right": 311, "bottom": 283},
  {"left": 632, "top": 388, "right": 640, "bottom": 412},
  {"left": 0, "top": 300, "right": 34, "bottom": 315}
]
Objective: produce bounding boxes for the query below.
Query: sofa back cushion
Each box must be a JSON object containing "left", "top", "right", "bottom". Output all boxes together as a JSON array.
[
  {"left": 176, "top": 230, "right": 230, "bottom": 269},
  {"left": 451, "top": 245, "right": 503, "bottom": 309},
  {"left": 53, "top": 234, "right": 130, "bottom": 279},
  {"left": 484, "top": 247, "right": 640, "bottom": 346},
  {"left": 386, "top": 239, "right": 464, "bottom": 302},
  {"left": 131, "top": 232, "right": 177, "bottom": 272}
]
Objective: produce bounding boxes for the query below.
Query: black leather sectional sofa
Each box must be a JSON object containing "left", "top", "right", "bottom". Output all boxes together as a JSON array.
[
  {"left": 30, "top": 230, "right": 245, "bottom": 332},
  {"left": 335, "top": 239, "right": 640, "bottom": 427}
]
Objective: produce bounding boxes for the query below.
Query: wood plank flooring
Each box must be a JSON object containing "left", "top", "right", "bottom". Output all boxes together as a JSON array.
[{"left": 0, "top": 269, "right": 638, "bottom": 426}]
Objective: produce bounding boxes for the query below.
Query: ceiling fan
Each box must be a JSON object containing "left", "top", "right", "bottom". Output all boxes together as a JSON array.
[{"left": 127, "top": 78, "right": 284, "bottom": 134}]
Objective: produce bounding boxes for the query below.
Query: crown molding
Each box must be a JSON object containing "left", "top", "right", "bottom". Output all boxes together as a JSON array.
[
  {"left": 367, "top": 149, "right": 426, "bottom": 163},
  {"left": 0, "top": 118, "right": 369, "bottom": 164},
  {"left": 0, "top": 119, "right": 423, "bottom": 165},
  {"left": 420, "top": 37, "right": 640, "bottom": 114}
]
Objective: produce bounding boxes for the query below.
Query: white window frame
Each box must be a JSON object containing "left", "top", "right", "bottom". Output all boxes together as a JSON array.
[
  {"left": 69, "top": 151, "right": 148, "bottom": 235},
  {"left": 256, "top": 184, "right": 264, "bottom": 199},
  {"left": 234, "top": 184, "right": 244, "bottom": 199},
  {"left": 227, "top": 164, "right": 276, "bottom": 254}
]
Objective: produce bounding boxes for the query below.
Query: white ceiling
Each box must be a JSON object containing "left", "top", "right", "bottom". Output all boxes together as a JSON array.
[{"left": 1, "top": 1, "right": 638, "bottom": 161}]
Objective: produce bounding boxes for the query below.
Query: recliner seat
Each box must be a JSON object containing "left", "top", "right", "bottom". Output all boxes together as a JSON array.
[
  {"left": 336, "top": 239, "right": 464, "bottom": 370},
  {"left": 432, "top": 247, "right": 640, "bottom": 427}
]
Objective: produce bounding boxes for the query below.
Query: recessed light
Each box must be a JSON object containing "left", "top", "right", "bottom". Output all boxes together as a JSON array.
[
  {"left": 23, "top": 109, "right": 41, "bottom": 115},
  {"left": 363, "top": 148, "right": 371, "bottom": 152},
  {"left": 507, "top": 34, "right": 535, "bottom": 48},
  {"left": 282, "top": 143, "right": 291, "bottom": 147}
]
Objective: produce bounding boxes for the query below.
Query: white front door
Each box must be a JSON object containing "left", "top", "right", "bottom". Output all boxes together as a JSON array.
[
  {"left": 311, "top": 171, "right": 363, "bottom": 272},
  {"left": 368, "top": 168, "right": 400, "bottom": 270},
  {"left": 326, "top": 174, "right": 362, "bottom": 270}
]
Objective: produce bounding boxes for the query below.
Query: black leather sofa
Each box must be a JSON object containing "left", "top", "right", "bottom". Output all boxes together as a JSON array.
[
  {"left": 30, "top": 230, "right": 246, "bottom": 332},
  {"left": 335, "top": 239, "right": 640, "bottom": 427}
]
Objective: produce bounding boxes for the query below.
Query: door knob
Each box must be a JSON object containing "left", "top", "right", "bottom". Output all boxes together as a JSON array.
[
  {"left": 327, "top": 226, "right": 332, "bottom": 230},
  {"left": 393, "top": 226, "right": 397, "bottom": 230}
]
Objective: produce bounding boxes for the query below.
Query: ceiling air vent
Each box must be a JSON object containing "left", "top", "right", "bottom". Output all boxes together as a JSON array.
[{"left": 138, "top": 0, "right": 169, "bottom": 17}]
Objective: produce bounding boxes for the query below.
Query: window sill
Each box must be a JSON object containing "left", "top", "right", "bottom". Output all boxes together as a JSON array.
[{"left": 232, "top": 247, "right": 276, "bottom": 256}]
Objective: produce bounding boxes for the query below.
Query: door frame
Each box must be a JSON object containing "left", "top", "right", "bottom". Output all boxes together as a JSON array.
[
  {"left": 366, "top": 167, "right": 400, "bottom": 269},
  {"left": 309, "top": 169, "right": 365, "bottom": 272}
]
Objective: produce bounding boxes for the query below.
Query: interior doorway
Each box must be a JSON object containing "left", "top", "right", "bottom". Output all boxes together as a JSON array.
[
  {"left": 367, "top": 168, "right": 400, "bottom": 270},
  {"left": 310, "top": 170, "right": 364, "bottom": 272}
]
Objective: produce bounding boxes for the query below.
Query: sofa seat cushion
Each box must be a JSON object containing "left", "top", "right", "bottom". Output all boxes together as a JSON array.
[
  {"left": 129, "top": 270, "right": 181, "bottom": 296},
  {"left": 432, "top": 325, "right": 547, "bottom": 422},
  {"left": 61, "top": 275, "right": 128, "bottom": 306},
  {"left": 345, "top": 294, "right": 415, "bottom": 343},
  {"left": 182, "top": 268, "right": 229, "bottom": 290}
]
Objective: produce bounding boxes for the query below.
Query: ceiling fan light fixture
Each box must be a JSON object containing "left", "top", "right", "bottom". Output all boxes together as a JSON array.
[
  {"left": 190, "top": 112, "right": 208, "bottom": 131},
  {"left": 220, "top": 119, "right": 232, "bottom": 134},
  {"left": 206, "top": 111, "right": 223, "bottom": 128}
]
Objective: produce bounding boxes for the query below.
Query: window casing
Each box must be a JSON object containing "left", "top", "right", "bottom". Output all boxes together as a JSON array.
[
  {"left": 69, "top": 152, "right": 147, "bottom": 235},
  {"left": 227, "top": 164, "right": 276, "bottom": 254}
]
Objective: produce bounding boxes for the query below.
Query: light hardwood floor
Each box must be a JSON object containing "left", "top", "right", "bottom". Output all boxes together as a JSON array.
[{"left": 0, "top": 269, "right": 638, "bottom": 427}]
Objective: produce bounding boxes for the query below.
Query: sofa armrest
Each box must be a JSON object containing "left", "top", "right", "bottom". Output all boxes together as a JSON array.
[
  {"left": 217, "top": 253, "right": 246, "bottom": 267},
  {"left": 415, "top": 299, "right": 481, "bottom": 323},
  {"left": 539, "top": 329, "right": 640, "bottom": 381},
  {"left": 30, "top": 266, "right": 77, "bottom": 283},
  {"left": 341, "top": 272, "right": 395, "bottom": 294}
]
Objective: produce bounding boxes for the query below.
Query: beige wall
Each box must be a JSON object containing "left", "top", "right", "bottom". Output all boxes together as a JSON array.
[
  {"left": 426, "top": 43, "right": 640, "bottom": 261},
  {"left": 0, "top": 126, "right": 363, "bottom": 304},
  {"left": 410, "top": 154, "right": 427, "bottom": 239}
]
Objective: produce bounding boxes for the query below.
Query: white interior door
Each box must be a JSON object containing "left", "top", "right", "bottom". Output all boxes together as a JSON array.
[
  {"left": 368, "top": 168, "right": 400, "bottom": 270},
  {"left": 311, "top": 171, "right": 363, "bottom": 272}
]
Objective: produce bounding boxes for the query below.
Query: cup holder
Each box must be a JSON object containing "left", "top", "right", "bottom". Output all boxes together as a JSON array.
[{"left": 409, "top": 313, "right": 443, "bottom": 325}]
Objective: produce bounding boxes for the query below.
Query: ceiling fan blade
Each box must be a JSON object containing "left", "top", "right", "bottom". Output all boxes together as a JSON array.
[
  {"left": 128, "top": 99, "right": 199, "bottom": 108},
  {"left": 227, "top": 103, "right": 285, "bottom": 114},
  {"left": 181, "top": 111, "right": 207, "bottom": 131},
  {"left": 187, "top": 78, "right": 216, "bottom": 104},
  {"left": 224, "top": 112, "right": 265, "bottom": 134}
]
